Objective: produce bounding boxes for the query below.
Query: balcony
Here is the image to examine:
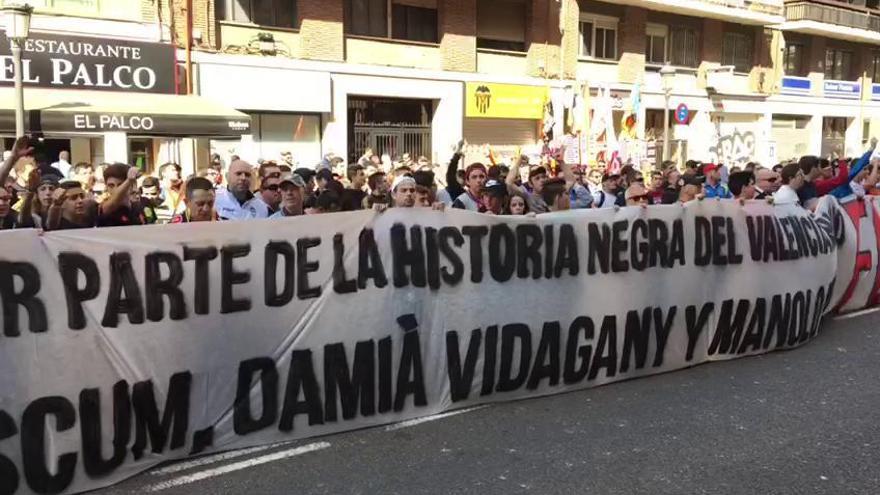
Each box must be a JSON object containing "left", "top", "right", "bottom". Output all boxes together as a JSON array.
[
  {"left": 781, "top": 1, "right": 880, "bottom": 41},
  {"left": 785, "top": 1, "right": 880, "bottom": 31},
  {"left": 610, "top": 0, "right": 783, "bottom": 24}
]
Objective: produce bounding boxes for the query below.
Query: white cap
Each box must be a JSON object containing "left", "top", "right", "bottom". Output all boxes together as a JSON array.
[{"left": 391, "top": 175, "right": 416, "bottom": 192}]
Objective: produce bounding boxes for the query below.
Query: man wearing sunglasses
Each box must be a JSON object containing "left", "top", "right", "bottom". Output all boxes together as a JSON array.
[
  {"left": 754, "top": 168, "right": 779, "bottom": 200},
  {"left": 256, "top": 175, "right": 282, "bottom": 215}
]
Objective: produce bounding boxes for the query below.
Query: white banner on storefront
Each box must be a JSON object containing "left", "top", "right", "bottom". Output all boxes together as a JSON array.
[{"left": 0, "top": 200, "right": 850, "bottom": 494}]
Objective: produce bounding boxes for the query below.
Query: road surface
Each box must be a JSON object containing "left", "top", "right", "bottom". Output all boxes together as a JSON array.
[{"left": 104, "top": 309, "right": 880, "bottom": 495}]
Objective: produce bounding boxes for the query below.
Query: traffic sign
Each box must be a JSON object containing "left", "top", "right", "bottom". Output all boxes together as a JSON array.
[{"left": 674, "top": 103, "right": 690, "bottom": 124}]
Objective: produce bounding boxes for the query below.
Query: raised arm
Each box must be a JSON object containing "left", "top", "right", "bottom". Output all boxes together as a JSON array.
[
  {"left": 506, "top": 156, "right": 526, "bottom": 195},
  {"left": 101, "top": 166, "right": 139, "bottom": 215},
  {"left": 0, "top": 137, "right": 34, "bottom": 187},
  {"left": 17, "top": 169, "right": 38, "bottom": 227}
]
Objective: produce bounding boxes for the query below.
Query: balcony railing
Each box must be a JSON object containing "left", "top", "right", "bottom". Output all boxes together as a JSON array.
[{"left": 785, "top": 1, "right": 880, "bottom": 31}]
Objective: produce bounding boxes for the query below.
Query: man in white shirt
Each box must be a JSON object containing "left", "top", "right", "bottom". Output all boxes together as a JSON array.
[
  {"left": 214, "top": 159, "right": 270, "bottom": 220},
  {"left": 772, "top": 163, "right": 804, "bottom": 205},
  {"left": 593, "top": 173, "right": 620, "bottom": 208},
  {"left": 52, "top": 150, "right": 71, "bottom": 178}
]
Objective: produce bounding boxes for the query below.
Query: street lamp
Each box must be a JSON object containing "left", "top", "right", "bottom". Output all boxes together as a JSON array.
[
  {"left": 660, "top": 64, "right": 676, "bottom": 162},
  {"left": 2, "top": 3, "right": 32, "bottom": 138}
]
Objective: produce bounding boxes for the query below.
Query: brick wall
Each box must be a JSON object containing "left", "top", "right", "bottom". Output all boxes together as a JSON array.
[
  {"left": 525, "top": 0, "right": 563, "bottom": 78},
  {"left": 299, "top": 0, "right": 345, "bottom": 61},
  {"left": 618, "top": 5, "right": 646, "bottom": 84},
  {"left": 440, "top": 0, "right": 477, "bottom": 72}
]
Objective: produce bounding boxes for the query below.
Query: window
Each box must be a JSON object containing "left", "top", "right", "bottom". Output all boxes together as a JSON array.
[
  {"left": 579, "top": 15, "right": 617, "bottom": 60},
  {"left": 669, "top": 26, "right": 698, "bottom": 68},
  {"left": 217, "top": 0, "right": 297, "bottom": 29},
  {"left": 825, "top": 49, "right": 853, "bottom": 80},
  {"left": 645, "top": 24, "right": 668, "bottom": 65},
  {"left": 872, "top": 52, "right": 880, "bottom": 81},
  {"left": 722, "top": 32, "right": 753, "bottom": 73},
  {"left": 477, "top": 0, "right": 527, "bottom": 51},
  {"left": 392, "top": 4, "right": 438, "bottom": 43},
  {"left": 784, "top": 43, "right": 805, "bottom": 77},
  {"left": 345, "top": 0, "right": 388, "bottom": 37}
]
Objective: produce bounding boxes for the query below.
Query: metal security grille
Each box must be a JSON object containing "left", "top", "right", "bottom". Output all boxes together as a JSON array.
[{"left": 353, "top": 123, "right": 431, "bottom": 161}]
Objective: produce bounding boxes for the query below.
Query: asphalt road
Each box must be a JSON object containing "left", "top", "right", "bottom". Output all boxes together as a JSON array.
[{"left": 103, "top": 310, "right": 880, "bottom": 495}]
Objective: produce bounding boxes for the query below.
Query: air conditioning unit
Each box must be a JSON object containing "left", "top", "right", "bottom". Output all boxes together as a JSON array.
[{"left": 706, "top": 65, "right": 735, "bottom": 93}]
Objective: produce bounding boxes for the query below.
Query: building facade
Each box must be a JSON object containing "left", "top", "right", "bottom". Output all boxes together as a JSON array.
[{"left": 5, "top": 0, "right": 880, "bottom": 170}]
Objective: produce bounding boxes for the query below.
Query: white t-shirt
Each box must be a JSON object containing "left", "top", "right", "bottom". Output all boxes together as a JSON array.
[
  {"left": 592, "top": 189, "right": 617, "bottom": 208},
  {"left": 772, "top": 185, "right": 800, "bottom": 205},
  {"left": 215, "top": 188, "right": 270, "bottom": 220}
]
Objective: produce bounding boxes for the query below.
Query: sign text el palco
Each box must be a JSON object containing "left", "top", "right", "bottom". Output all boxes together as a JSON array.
[{"left": 0, "top": 31, "right": 175, "bottom": 94}]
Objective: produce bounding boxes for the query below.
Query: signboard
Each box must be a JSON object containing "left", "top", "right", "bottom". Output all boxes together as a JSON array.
[
  {"left": 674, "top": 103, "right": 689, "bottom": 124},
  {"left": 824, "top": 80, "right": 860, "bottom": 100},
  {"left": 780, "top": 76, "right": 811, "bottom": 96},
  {"left": 466, "top": 82, "right": 545, "bottom": 119},
  {"left": 0, "top": 31, "right": 175, "bottom": 94},
  {"left": 0, "top": 109, "right": 251, "bottom": 136}
]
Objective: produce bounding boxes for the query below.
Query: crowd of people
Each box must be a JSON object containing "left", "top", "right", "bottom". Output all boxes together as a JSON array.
[{"left": 0, "top": 135, "right": 876, "bottom": 232}]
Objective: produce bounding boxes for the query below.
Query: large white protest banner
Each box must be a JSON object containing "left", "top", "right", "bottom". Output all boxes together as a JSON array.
[{"left": 0, "top": 200, "right": 847, "bottom": 494}]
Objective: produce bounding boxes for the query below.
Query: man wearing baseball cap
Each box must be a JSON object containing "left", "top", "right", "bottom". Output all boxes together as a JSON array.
[
  {"left": 271, "top": 173, "right": 307, "bottom": 218},
  {"left": 480, "top": 179, "right": 508, "bottom": 215},
  {"left": 702, "top": 163, "right": 732, "bottom": 199},
  {"left": 593, "top": 172, "right": 620, "bottom": 208}
]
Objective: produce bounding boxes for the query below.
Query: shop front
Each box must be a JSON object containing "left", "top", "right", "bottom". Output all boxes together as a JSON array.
[
  {"left": 196, "top": 57, "right": 331, "bottom": 168},
  {"left": 462, "top": 82, "right": 545, "bottom": 165},
  {"left": 0, "top": 30, "right": 250, "bottom": 173}
]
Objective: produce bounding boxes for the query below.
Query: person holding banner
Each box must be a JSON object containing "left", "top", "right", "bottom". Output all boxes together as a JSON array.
[
  {"left": 270, "top": 173, "right": 307, "bottom": 218},
  {"left": 171, "top": 178, "right": 218, "bottom": 223},
  {"left": 773, "top": 163, "right": 805, "bottom": 205},
  {"left": 97, "top": 164, "right": 145, "bottom": 227},
  {"left": 452, "top": 163, "right": 488, "bottom": 211},
  {"left": 506, "top": 158, "right": 549, "bottom": 213},
  {"left": 392, "top": 175, "right": 417, "bottom": 208}
]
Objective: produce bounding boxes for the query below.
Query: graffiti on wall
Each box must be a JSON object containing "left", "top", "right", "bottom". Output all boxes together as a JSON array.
[{"left": 709, "top": 129, "right": 756, "bottom": 167}]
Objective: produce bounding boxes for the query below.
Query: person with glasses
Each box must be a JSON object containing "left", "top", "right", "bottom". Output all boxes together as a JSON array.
[
  {"left": 624, "top": 183, "right": 651, "bottom": 207},
  {"left": 256, "top": 174, "right": 282, "bottom": 215},
  {"left": 754, "top": 168, "right": 780, "bottom": 200}
]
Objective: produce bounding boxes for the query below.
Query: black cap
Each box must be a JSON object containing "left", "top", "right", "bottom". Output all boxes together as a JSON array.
[
  {"left": 483, "top": 180, "right": 508, "bottom": 197},
  {"left": 294, "top": 167, "right": 316, "bottom": 182},
  {"left": 316, "top": 168, "right": 333, "bottom": 182}
]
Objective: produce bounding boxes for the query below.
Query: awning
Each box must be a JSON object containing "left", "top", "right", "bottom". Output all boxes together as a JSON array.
[{"left": 0, "top": 88, "right": 251, "bottom": 137}]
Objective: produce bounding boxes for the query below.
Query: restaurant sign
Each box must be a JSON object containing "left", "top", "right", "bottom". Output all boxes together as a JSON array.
[{"left": 0, "top": 31, "right": 175, "bottom": 94}]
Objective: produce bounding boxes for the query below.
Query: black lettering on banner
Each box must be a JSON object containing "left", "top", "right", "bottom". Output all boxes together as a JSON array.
[
  {"left": 190, "top": 427, "right": 215, "bottom": 456},
  {"left": 393, "top": 314, "right": 427, "bottom": 411},
  {"left": 726, "top": 217, "right": 743, "bottom": 265},
  {"left": 390, "top": 224, "right": 426, "bottom": 288},
  {"left": 296, "top": 238, "right": 322, "bottom": 299},
  {"left": 220, "top": 244, "right": 251, "bottom": 314},
  {"left": 0, "top": 261, "right": 46, "bottom": 337},
  {"left": 279, "top": 350, "right": 324, "bottom": 431},
  {"left": 437, "top": 227, "right": 464, "bottom": 285},
  {"left": 233, "top": 357, "right": 278, "bottom": 436},
  {"left": 630, "top": 220, "right": 649, "bottom": 271},
  {"left": 446, "top": 329, "right": 482, "bottom": 402},
  {"left": 647, "top": 219, "right": 667, "bottom": 267},
  {"left": 332, "top": 234, "right": 357, "bottom": 294},
  {"left": 652, "top": 307, "right": 676, "bottom": 367},
  {"left": 324, "top": 341, "right": 376, "bottom": 421},
  {"left": 79, "top": 381, "right": 131, "bottom": 477},
  {"left": 131, "top": 372, "right": 191, "bottom": 460},
  {"left": 563, "top": 316, "right": 593, "bottom": 384},
  {"left": 183, "top": 246, "right": 217, "bottom": 315},
  {"left": 737, "top": 298, "right": 766, "bottom": 354},
  {"left": 685, "top": 303, "right": 714, "bottom": 361},
  {"left": 588, "top": 316, "right": 617, "bottom": 380},
  {"left": 762, "top": 215, "right": 779, "bottom": 262},
  {"left": 425, "top": 228, "right": 441, "bottom": 290},
  {"left": 527, "top": 321, "right": 560, "bottom": 389},
  {"left": 0, "top": 411, "right": 19, "bottom": 495},
  {"left": 611, "top": 220, "right": 629, "bottom": 272},
  {"left": 58, "top": 252, "right": 100, "bottom": 330},
  {"left": 378, "top": 336, "right": 393, "bottom": 413},
  {"left": 101, "top": 252, "right": 145, "bottom": 328},
  {"left": 709, "top": 299, "right": 750, "bottom": 355},
  {"left": 800, "top": 217, "right": 819, "bottom": 257},
  {"left": 496, "top": 323, "right": 531, "bottom": 392},
  {"left": 555, "top": 224, "right": 579, "bottom": 277},
  {"left": 790, "top": 218, "right": 809, "bottom": 259},
  {"left": 543, "top": 225, "right": 555, "bottom": 278},
  {"left": 620, "top": 308, "right": 651, "bottom": 372},
  {"left": 746, "top": 216, "right": 763, "bottom": 262},
  {"left": 462, "top": 226, "right": 488, "bottom": 283},
  {"left": 763, "top": 293, "right": 792, "bottom": 349},
  {"left": 21, "top": 397, "right": 77, "bottom": 495},
  {"left": 480, "top": 325, "right": 498, "bottom": 396},
  {"left": 809, "top": 286, "right": 826, "bottom": 338},
  {"left": 145, "top": 252, "right": 186, "bottom": 322},
  {"left": 489, "top": 224, "right": 516, "bottom": 282},
  {"left": 265, "top": 241, "right": 295, "bottom": 307},
  {"left": 670, "top": 219, "right": 686, "bottom": 266},
  {"left": 516, "top": 224, "right": 542, "bottom": 280},
  {"left": 587, "top": 223, "right": 610, "bottom": 274},
  {"left": 789, "top": 290, "right": 808, "bottom": 346},
  {"left": 358, "top": 229, "right": 388, "bottom": 290},
  {"left": 694, "top": 217, "right": 711, "bottom": 266}
]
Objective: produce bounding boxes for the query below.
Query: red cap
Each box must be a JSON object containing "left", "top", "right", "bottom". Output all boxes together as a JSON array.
[{"left": 702, "top": 163, "right": 718, "bottom": 174}]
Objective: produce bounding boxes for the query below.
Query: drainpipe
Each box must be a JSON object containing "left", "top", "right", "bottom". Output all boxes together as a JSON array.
[{"left": 185, "top": 0, "right": 194, "bottom": 95}]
